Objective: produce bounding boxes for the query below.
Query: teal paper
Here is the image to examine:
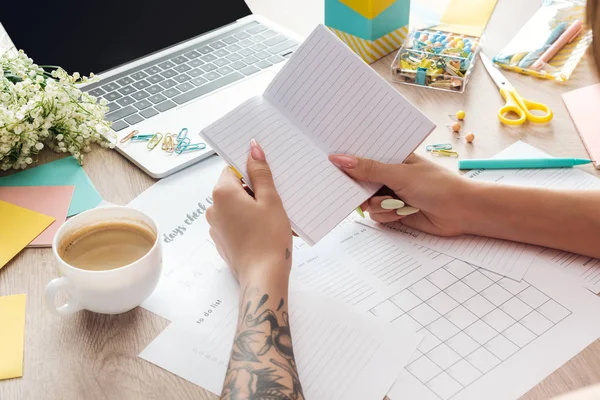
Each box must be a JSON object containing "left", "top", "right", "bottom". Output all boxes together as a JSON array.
[
  {"left": 0, "top": 157, "right": 102, "bottom": 216},
  {"left": 325, "top": 0, "right": 410, "bottom": 41}
]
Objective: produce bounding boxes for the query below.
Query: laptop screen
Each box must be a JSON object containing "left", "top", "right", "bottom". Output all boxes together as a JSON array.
[{"left": 1, "top": 1, "right": 252, "bottom": 75}]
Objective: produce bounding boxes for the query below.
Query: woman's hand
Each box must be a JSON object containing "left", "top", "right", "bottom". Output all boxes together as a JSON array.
[
  {"left": 329, "top": 153, "right": 476, "bottom": 236},
  {"left": 207, "top": 140, "right": 292, "bottom": 285}
]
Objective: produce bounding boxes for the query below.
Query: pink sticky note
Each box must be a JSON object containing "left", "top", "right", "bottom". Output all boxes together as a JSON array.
[
  {"left": 0, "top": 186, "right": 74, "bottom": 247},
  {"left": 563, "top": 84, "right": 600, "bottom": 169}
]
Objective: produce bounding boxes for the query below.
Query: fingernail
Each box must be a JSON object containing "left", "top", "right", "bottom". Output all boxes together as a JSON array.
[
  {"left": 250, "top": 138, "right": 265, "bottom": 161},
  {"left": 329, "top": 154, "right": 358, "bottom": 169},
  {"left": 381, "top": 199, "right": 405, "bottom": 210},
  {"left": 396, "top": 206, "right": 420, "bottom": 216}
]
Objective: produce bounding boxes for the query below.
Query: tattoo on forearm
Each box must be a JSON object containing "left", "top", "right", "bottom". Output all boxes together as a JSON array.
[{"left": 221, "top": 286, "right": 304, "bottom": 400}]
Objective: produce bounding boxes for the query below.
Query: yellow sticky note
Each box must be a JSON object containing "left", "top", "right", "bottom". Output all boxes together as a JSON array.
[
  {"left": 0, "top": 200, "right": 55, "bottom": 269},
  {"left": 0, "top": 294, "right": 27, "bottom": 380},
  {"left": 437, "top": 0, "right": 498, "bottom": 36}
]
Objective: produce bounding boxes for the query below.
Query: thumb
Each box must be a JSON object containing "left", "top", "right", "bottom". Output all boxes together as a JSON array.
[
  {"left": 246, "top": 139, "right": 278, "bottom": 201},
  {"left": 328, "top": 154, "right": 405, "bottom": 187}
]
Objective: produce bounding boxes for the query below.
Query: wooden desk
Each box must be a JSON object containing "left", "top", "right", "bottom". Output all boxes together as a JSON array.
[{"left": 2, "top": 0, "right": 600, "bottom": 398}]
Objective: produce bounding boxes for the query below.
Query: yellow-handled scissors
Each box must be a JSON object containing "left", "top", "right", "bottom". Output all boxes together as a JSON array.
[{"left": 480, "top": 53, "right": 553, "bottom": 126}]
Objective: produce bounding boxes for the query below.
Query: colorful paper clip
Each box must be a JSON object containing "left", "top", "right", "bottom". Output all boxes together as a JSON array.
[
  {"left": 175, "top": 137, "right": 191, "bottom": 154},
  {"left": 431, "top": 149, "right": 459, "bottom": 157},
  {"left": 176, "top": 128, "right": 189, "bottom": 143},
  {"left": 177, "top": 142, "right": 207, "bottom": 154},
  {"left": 161, "top": 133, "right": 175, "bottom": 153},
  {"left": 131, "top": 134, "right": 156, "bottom": 142},
  {"left": 147, "top": 133, "right": 163, "bottom": 150},
  {"left": 120, "top": 130, "right": 140, "bottom": 143},
  {"left": 426, "top": 143, "right": 453, "bottom": 151}
]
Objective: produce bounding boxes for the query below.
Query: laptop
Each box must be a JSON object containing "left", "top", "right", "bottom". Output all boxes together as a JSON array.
[{"left": 1, "top": 1, "right": 301, "bottom": 178}]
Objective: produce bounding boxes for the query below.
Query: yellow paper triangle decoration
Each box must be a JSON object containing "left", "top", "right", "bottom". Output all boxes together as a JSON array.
[{"left": 339, "top": 0, "right": 397, "bottom": 20}]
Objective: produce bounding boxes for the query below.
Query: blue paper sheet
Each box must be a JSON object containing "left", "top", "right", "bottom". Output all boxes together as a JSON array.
[{"left": 0, "top": 157, "right": 102, "bottom": 216}]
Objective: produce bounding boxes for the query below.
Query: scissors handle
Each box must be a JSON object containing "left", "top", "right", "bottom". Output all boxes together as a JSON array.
[{"left": 498, "top": 88, "right": 526, "bottom": 125}]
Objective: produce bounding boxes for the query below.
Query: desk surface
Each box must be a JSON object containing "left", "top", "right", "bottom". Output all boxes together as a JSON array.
[{"left": 2, "top": 0, "right": 600, "bottom": 399}]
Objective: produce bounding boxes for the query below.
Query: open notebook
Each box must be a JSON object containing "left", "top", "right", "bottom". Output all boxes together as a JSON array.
[{"left": 202, "top": 25, "right": 435, "bottom": 245}]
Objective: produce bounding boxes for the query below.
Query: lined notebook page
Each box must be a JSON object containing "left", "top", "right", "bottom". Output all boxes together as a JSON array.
[
  {"left": 265, "top": 25, "right": 435, "bottom": 163},
  {"left": 202, "top": 96, "right": 369, "bottom": 244}
]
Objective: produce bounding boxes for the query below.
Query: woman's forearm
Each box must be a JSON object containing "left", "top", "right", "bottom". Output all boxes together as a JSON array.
[
  {"left": 464, "top": 182, "right": 600, "bottom": 258},
  {"left": 221, "top": 268, "right": 305, "bottom": 400}
]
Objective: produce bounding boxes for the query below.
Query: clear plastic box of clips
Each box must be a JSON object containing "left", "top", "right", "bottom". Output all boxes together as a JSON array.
[{"left": 391, "top": 27, "right": 483, "bottom": 93}]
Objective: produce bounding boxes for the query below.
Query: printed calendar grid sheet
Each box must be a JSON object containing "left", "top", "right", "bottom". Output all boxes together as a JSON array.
[{"left": 368, "top": 258, "right": 572, "bottom": 400}]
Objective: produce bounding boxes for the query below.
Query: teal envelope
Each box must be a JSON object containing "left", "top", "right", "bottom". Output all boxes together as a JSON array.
[{"left": 0, "top": 157, "right": 102, "bottom": 216}]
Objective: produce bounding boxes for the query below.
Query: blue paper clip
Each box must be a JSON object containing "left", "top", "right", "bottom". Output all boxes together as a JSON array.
[
  {"left": 426, "top": 143, "right": 453, "bottom": 151},
  {"left": 130, "top": 134, "right": 156, "bottom": 142},
  {"left": 176, "top": 127, "right": 189, "bottom": 143},
  {"left": 177, "top": 142, "right": 207, "bottom": 154},
  {"left": 174, "top": 137, "right": 191, "bottom": 154}
]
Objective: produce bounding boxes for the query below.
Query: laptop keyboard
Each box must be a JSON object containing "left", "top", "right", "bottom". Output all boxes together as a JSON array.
[{"left": 84, "top": 22, "right": 298, "bottom": 132}]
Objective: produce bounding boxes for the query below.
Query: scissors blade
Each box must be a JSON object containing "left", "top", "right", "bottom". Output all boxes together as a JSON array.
[{"left": 480, "top": 53, "right": 511, "bottom": 89}]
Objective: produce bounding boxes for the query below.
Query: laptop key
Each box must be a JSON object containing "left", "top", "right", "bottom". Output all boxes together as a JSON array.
[
  {"left": 238, "top": 39, "right": 254, "bottom": 48},
  {"left": 140, "top": 107, "right": 159, "bottom": 119},
  {"left": 174, "top": 64, "right": 191, "bottom": 73},
  {"left": 226, "top": 54, "right": 243, "bottom": 62},
  {"left": 184, "top": 50, "right": 201, "bottom": 59},
  {"left": 255, "top": 51, "right": 271, "bottom": 60},
  {"left": 188, "top": 68, "right": 204, "bottom": 78},
  {"left": 88, "top": 88, "right": 106, "bottom": 97},
  {"left": 201, "top": 54, "right": 218, "bottom": 63},
  {"left": 172, "top": 72, "right": 244, "bottom": 105},
  {"left": 161, "top": 69, "right": 177, "bottom": 79},
  {"left": 234, "top": 31, "right": 250, "bottom": 40},
  {"left": 256, "top": 60, "right": 273, "bottom": 69},
  {"left": 106, "top": 105, "right": 136, "bottom": 122},
  {"left": 158, "top": 60, "right": 176, "bottom": 70},
  {"left": 230, "top": 61, "right": 247, "bottom": 70},
  {"left": 116, "top": 77, "right": 134, "bottom": 86},
  {"left": 212, "top": 41, "right": 226, "bottom": 49},
  {"left": 173, "top": 74, "right": 191, "bottom": 83},
  {"left": 102, "top": 82, "right": 120, "bottom": 92},
  {"left": 118, "top": 85, "right": 135, "bottom": 95},
  {"left": 243, "top": 56, "right": 259, "bottom": 65},
  {"left": 198, "top": 45, "right": 214, "bottom": 54},
  {"left": 201, "top": 64, "right": 218, "bottom": 72},
  {"left": 176, "top": 82, "right": 194, "bottom": 92},
  {"left": 190, "top": 77, "right": 208, "bottom": 86},
  {"left": 214, "top": 58, "right": 230, "bottom": 67},
  {"left": 239, "top": 48, "right": 255, "bottom": 57},
  {"left": 264, "top": 36, "right": 287, "bottom": 47},
  {"left": 204, "top": 72, "right": 221, "bottom": 81},
  {"left": 214, "top": 49, "right": 229, "bottom": 58},
  {"left": 131, "top": 71, "right": 148, "bottom": 80},
  {"left": 146, "top": 85, "right": 164, "bottom": 95},
  {"left": 111, "top": 120, "right": 129, "bottom": 132},
  {"left": 155, "top": 100, "right": 177, "bottom": 112},
  {"left": 226, "top": 43, "right": 242, "bottom": 52},
  {"left": 217, "top": 66, "right": 234, "bottom": 76},
  {"left": 240, "top": 65, "right": 260, "bottom": 76},
  {"left": 268, "top": 39, "right": 297, "bottom": 54},
  {"left": 105, "top": 91, "right": 123, "bottom": 101},
  {"left": 268, "top": 55, "right": 285, "bottom": 64},
  {"left": 107, "top": 102, "right": 121, "bottom": 113},
  {"left": 261, "top": 30, "right": 277, "bottom": 38},
  {"left": 159, "top": 79, "right": 177, "bottom": 89},
  {"left": 171, "top": 55, "right": 188, "bottom": 65},
  {"left": 148, "top": 93, "right": 167, "bottom": 104},
  {"left": 117, "top": 96, "right": 135, "bottom": 106},
  {"left": 133, "top": 99, "right": 153, "bottom": 110},
  {"left": 144, "top": 66, "right": 161, "bottom": 75},
  {"left": 131, "top": 90, "right": 150, "bottom": 100},
  {"left": 223, "top": 36, "right": 239, "bottom": 44},
  {"left": 132, "top": 80, "right": 151, "bottom": 90},
  {"left": 125, "top": 113, "right": 144, "bottom": 125},
  {"left": 163, "top": 88, "right": 181, "bottom": 98},
  {"left": 188, "top": 59, "right": 204, "bottom": 68},
  {"left": 247, "top": 25, "right": 267, "bottom": 34},
  {"left": 251, "top": 43, "right": 268, "bottom": 52},
  {"left": 147, "top": 75, "right": 165, "bottom": 84}
]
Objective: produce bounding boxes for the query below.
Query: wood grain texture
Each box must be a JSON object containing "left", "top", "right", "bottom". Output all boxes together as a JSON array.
[{"left": 1, "top": 0, "right": 600, "bottom": 398}]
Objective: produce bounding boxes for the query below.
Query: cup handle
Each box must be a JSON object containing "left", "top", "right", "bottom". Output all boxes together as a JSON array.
[{"left": 45, "top": 277, "right": 83, "bottom": 316}]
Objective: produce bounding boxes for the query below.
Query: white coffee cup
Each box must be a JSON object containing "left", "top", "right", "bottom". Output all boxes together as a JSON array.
[{"left": 45, "top": 206, "right": 162, "bottom": 316}]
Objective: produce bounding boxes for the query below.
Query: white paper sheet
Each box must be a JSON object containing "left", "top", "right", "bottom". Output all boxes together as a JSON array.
[
  {"left": 466, "top": 141, "right": 600, "bottom": 293},
  {"left": 139, "top": 270, "right": 420, "bottom": 400},
  {"left": 334, "top": 223, "right": 600, "bottom": 400},
  {"left": 127, "top": 155, "right": 229, "bottom": 320}
]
